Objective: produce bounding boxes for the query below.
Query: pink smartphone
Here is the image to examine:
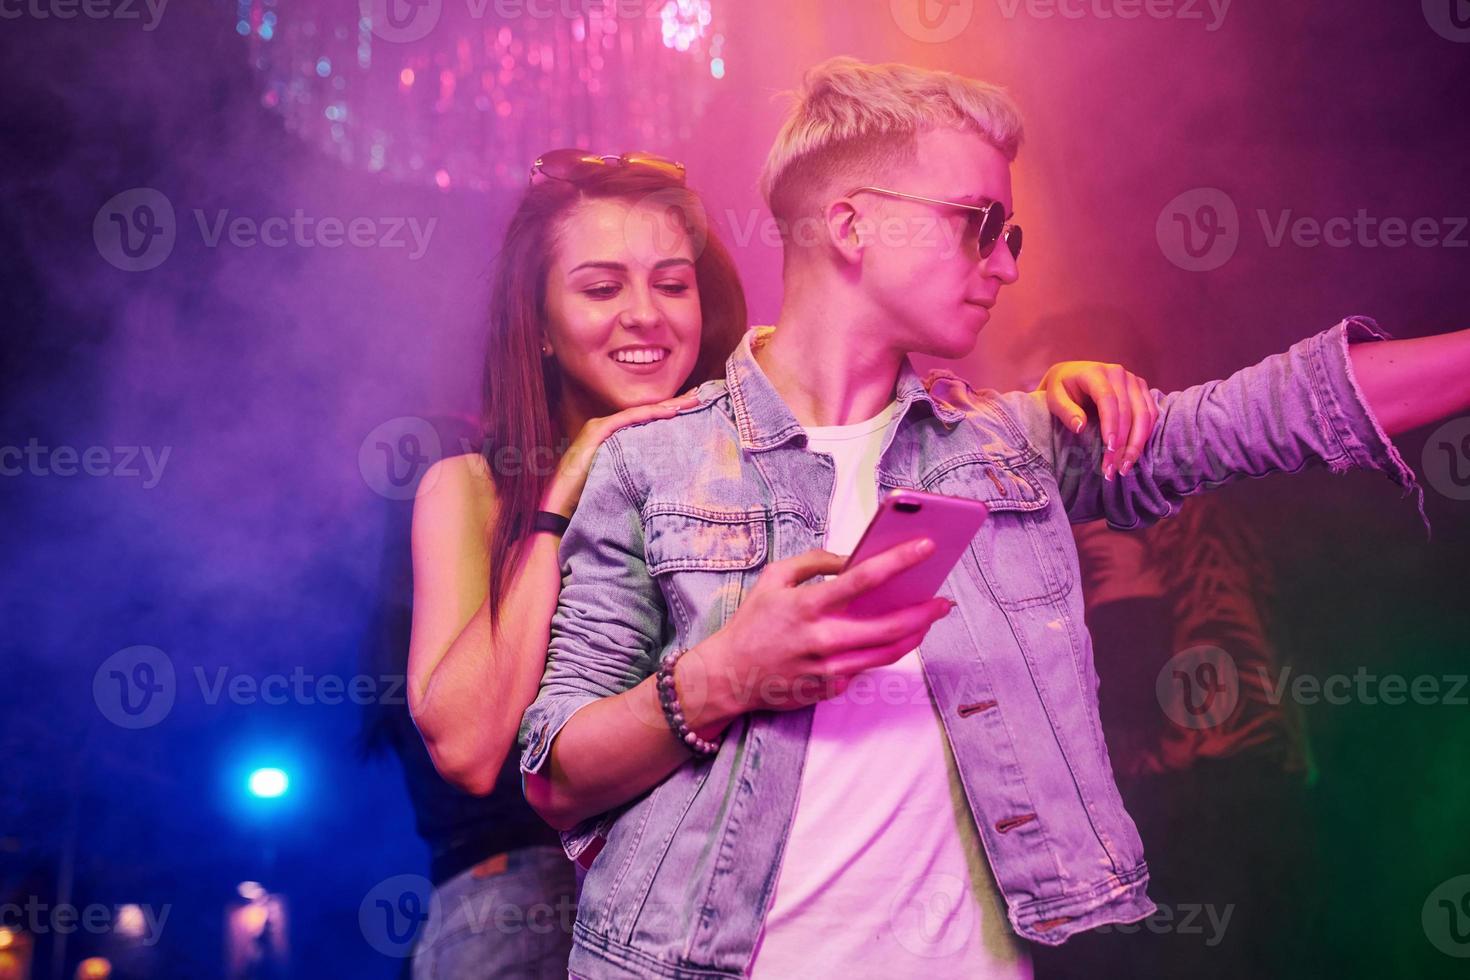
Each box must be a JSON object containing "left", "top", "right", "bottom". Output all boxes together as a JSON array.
[{"left": 840, "top": 488, "right": 989, "bottom": 618}]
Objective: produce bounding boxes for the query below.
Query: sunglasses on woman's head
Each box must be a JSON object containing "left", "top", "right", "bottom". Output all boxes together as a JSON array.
[
  {"left": 529, "top": 149, "right": 687, "bottom": 187},
  {"left": 846, "top": 186, "right": 1023, "bottom": 262}
]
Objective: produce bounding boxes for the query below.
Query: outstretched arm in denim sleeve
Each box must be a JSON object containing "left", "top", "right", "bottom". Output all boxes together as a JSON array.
[{"left": 998, "top": 316, "right": 1449, "bottom": 535}]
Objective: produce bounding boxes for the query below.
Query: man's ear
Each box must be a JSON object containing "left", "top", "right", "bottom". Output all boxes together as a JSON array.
[{"left": 825, "top": 199, "right": 868, "bottom": 264}]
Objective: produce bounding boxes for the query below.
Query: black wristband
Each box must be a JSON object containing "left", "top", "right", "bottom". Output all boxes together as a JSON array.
[{"left": 532, "top": 510, "right": 572, "bottom": 536}]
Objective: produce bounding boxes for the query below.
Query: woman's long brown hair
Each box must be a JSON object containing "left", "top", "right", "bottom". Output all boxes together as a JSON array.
[{"left": 480, "top": 167, "right": 747, "bottom": 629}]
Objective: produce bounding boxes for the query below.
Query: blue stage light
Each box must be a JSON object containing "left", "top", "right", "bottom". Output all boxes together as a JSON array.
[{"left": 247, "top": 767, "right": 290, "bottom": 799}]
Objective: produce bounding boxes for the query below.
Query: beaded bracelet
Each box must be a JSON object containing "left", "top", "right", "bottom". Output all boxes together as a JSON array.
[{"left": 655, "top": 649, "right": 722, "bottom": 758}]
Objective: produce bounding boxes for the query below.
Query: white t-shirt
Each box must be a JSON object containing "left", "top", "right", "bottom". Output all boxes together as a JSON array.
[{"left": 747, "top": 399, "right": 1032, "bottom": 979}]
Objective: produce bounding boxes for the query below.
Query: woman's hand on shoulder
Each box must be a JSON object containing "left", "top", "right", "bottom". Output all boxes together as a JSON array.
[
  {"left": 542, "top": 390, "right": 701, "bottom": 516},
  {"left": 1036, "top": 361, "right": 1160, "bottom": 480}
]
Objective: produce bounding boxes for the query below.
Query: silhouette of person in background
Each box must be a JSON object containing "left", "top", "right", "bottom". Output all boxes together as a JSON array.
[{"left": 1001, "top": 309, "right": 1323, "bottom": 980}]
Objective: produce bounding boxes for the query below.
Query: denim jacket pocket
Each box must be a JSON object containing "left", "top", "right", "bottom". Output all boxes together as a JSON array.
[
  {"left": 926, "top": 457, "right": 1075, "bottom": 610},
  {"left": 643, "top": 504, "right": 769, "bottom": 634}
]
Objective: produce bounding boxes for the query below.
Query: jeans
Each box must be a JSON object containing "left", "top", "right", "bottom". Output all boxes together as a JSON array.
[{"left": 412, "top": 845, "right": 578, "bottom": 980}]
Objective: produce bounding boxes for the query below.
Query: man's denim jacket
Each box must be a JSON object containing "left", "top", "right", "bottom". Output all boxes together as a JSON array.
[{"left": 520, "top": 316, "right": 1426, "bottom": 980}]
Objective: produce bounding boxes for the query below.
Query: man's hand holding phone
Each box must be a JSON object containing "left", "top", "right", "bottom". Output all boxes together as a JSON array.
[{"left": 675, "top": 538, "right": 956, "bottom": 738}]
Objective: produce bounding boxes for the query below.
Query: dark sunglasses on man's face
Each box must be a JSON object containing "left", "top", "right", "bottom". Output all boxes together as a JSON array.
[
  {"left": 529, "top": 149, "right": 687, "bottom": 187},
  {"left": 846, "top": 186, "right": 1023, "bottom": 261}
]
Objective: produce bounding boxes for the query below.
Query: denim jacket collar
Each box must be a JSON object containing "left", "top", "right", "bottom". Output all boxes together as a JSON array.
[{"left": 724, "top": 326, "right": 965, "bottom": 453}]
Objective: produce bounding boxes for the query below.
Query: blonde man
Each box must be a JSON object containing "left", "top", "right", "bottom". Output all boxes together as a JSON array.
[{"left": 521, "top": 57, "right": 1460, "bottom": 979}]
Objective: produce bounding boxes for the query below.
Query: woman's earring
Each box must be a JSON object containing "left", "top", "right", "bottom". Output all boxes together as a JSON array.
[{"left": 541, "top": 343, "right": 553, "bottom": 357}]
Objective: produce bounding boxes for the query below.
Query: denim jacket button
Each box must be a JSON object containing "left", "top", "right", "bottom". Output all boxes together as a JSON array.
[
  {"left": 957, "top": 699, "right": 998, "bottom": 717},
  {"left": 995, "top": 813, "right": 1038, "bottom": 834}
]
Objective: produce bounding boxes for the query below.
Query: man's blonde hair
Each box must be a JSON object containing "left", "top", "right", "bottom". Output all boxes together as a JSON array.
[{"left": 760, "top": 57, "right": 1024, "bottom": 235}]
